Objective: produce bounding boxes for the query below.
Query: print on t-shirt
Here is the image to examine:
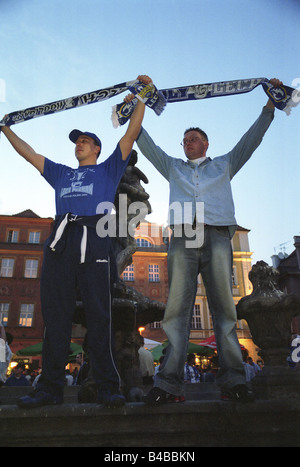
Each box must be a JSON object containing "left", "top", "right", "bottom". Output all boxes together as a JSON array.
[{"left": 60, "top": 168, "right": 96, "bottom": 199}]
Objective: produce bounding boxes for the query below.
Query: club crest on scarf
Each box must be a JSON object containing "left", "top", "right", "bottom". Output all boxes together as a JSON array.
[
  {"left": 111, "top": 80, "right": 167, "bottom": 128},
  {"left": 111, "top": 99, "right": 137, "bottom": 127},
  {"left": 261, "top": 81, "right": 298, "bottom": 113}
]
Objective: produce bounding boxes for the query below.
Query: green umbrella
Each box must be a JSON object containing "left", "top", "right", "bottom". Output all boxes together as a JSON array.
[
  {"left": 16, "top": 341, "right": 83, "bottom": 356},
  {"left": 151, "top": 340, "right": 214, "bottom": 361}
]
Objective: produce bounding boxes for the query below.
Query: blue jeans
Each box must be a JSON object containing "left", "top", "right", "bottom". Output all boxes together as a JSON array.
[{"left": 155, "top": 225, "right": 246, "bottom": 395}]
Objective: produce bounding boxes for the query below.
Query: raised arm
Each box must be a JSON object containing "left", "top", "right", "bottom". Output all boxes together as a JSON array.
[
  {"left": 1, "top": 125, "right": 45, "bottom": 174},
  {"left": 119, "top": 75, "right": 152, "bottom": 160}
]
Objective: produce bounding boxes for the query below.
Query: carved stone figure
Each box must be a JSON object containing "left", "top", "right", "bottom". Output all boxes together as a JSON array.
[{"left": 237, "top": 260, "right": 300, "bottom": 399}]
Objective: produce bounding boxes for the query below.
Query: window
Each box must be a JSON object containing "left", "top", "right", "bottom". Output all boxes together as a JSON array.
[
  {"left": 149, "top": 264, "right": 159, "bottom": 282},
  {"left": 29, "top": 231, "right": 40, "bottom": 244},
  {"left": 123, "top": 264, "right": 134, "bottom": 281},
  {"left": 7, "top": 230, "right": 19, "bottom": 243},
  {"left": 19, "top": 304, "right": 34, "bottom": 327},
  {"left": 150, "top": 321, "right": 162, "bottom": 329},
  {"left": 191, "top": 304, "right": 202, "bottom": 329},
  {"left": 136, "top": 238, "right": 152, "bottom": 248},
  {"left": 0, "top": 303, "right": 9, "bottom": 326},
  {"left": 0, "top": 259, "right": 14, "bottom": 278},
  {"left": 24, "top": 259, "right": 39, "bottom": 278},
  {"left": 232, "top": 266, "right": 238, "bottom": 286}
]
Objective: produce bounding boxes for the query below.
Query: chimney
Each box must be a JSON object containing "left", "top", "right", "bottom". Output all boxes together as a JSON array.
[{"left": 294, "top": 236, "right": 300, "bottom": 270}]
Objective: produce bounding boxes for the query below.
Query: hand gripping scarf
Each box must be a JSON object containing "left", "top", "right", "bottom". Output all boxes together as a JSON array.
[{"left": 0, "top": 77, "right": 298, "bottom": 130}]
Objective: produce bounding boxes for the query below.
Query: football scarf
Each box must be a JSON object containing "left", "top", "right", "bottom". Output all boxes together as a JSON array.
[
  {"left": 0, "top": 77, "right": 298, "bottom": 129},
  {"left": 0, "top": 80, "right": 136, "bottom": 127},
  {"left": 112, "top": 77, "right": 299, "bottom": 127}
]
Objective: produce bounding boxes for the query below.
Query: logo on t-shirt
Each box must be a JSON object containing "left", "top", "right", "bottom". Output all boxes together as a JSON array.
[{"left": 60, "top": 168, "right": 95, "bottom": 199}]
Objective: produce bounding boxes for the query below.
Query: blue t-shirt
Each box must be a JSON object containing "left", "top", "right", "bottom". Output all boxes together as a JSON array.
[{"left": 42, "top": 143, "right": 128, "bottom": 216}]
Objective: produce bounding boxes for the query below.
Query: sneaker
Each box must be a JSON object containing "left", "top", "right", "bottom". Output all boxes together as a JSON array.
[
  {"left": 97, "top": 389, "right": 125, "bottom": 408},
  {"left": 17, "top": 390, "right": 63, "bottom": 409},
  {"left": 169, "top": 395, "right": 185, "bottom": 403},
  {"left": 221, "top": 384, "right": 255, "bottom": 403},
  {"left": 143, "top": 387, "right": 184, "bottom": 406},
  {"left": 143, "top": 387, "right": 170, "bottom": 406}
]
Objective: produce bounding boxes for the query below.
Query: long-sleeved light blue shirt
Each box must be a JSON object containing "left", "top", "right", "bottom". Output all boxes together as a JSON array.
[{"left": 136, "top": 106, "right": 274, "bottom": 228}]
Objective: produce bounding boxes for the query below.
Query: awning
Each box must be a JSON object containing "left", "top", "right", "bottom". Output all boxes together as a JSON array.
[
  {"left": 199, "top": 334, "right": 246, "bottom": 350},
  {"left": 151, "top": 340, "right": 215, "bottom": 361},
  {"left": 143, "top": 338, "right": 162, "bottom": 350},
  {"left": 16, "top": 342, "right": 83, "bottom": 356}
]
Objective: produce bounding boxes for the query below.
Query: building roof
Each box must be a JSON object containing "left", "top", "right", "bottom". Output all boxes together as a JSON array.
[{"left": 12, "top": 209, "right": 40, "bottom": 218}]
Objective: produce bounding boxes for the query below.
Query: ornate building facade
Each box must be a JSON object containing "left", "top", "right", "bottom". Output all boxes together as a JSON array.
[{"left": 0, "top": 210, "right": 53, "bottom": 359}]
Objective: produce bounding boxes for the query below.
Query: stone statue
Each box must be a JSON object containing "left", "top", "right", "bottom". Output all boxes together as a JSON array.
[{"left": 237, "top": 260, "right": 300, "bottom": 399}]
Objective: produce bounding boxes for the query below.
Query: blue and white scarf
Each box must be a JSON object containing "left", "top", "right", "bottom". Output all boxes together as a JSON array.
[
  {"left": 0, "top": 79, "right": 166, "bottom": 128},
  {"left": 0, "top": 77, "right": 298, "bottom": 129},
  {"left": 112, "top": 77, "right": 299, "bottom": 126}
]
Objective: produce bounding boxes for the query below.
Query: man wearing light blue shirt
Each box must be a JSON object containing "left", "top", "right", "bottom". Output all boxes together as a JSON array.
[{"left": 137, "top": 78, "right": 282, "bottom": 404}]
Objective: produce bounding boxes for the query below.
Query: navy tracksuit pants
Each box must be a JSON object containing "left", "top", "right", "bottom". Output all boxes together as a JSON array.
[{"left": 37, "top": 215, "right": 120, "bottom": 397}]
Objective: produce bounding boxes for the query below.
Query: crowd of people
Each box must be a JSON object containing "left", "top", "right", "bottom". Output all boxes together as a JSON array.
[
  {"left": 0, "top": 323, "right": 92, "bottom": 393},
  {"left": 0, "top": 353, "right": 91, "bottom": 390},
  {"left": 1, "top": 320, "right": 264, "bottom": 404},
  {"left": 1, "top": 316, "right": 263, "bottom": 395}
]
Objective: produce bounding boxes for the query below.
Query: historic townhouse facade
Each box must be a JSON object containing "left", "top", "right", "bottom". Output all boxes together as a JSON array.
[{"left": 0, "top": 210, "right": 53, "bottom": 357}]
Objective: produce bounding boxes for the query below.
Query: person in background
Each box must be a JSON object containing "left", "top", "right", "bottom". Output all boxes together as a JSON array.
[
  {"left": 184, "top": 354, "right": 201, "bottom": 383},
  {"left": 73, "top": 353, "right": 89, "bottom": 385},
  {"left": 138, "top": 335, "right": 155, "bottom": 385},
  {"left": 5, "top": 364, "right": 30, "bottom": 387},
  {"left": 0, "top": 325, "right": 13, "bottom": 387}
]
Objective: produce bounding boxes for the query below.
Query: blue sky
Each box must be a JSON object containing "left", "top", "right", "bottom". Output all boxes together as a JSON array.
[{"left": 0, "top": 0, "right": 299, "bottom": 265}]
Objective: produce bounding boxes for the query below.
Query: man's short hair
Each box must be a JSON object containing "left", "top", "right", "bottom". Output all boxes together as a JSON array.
[{"left": 184, "top": 127, "right": 208, "bottom": 141}]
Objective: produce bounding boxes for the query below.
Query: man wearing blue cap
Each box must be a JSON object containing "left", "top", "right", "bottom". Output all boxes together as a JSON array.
[{"left": 1, "top": 74, "right": 152, "bottom": 408}]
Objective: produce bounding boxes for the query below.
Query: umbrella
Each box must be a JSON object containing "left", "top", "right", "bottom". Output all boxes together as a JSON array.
[
  {"left": 198, "top": 335, "right": 217, "bottom": 349},
  {"left": 143, "top": 338, "right": 161, "bottom": 350},
  {"left": 16, "top": 341, "right": 83, "bottom": 356},
  {"left": 199, "top": 334, "right": 246, "bottom": 350},
  {"left": 150, "top": 340, "right": 214, "bottom": 361}
]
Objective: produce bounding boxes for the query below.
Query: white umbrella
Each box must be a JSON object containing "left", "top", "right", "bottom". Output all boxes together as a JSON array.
[{"left": 143, "top": 338, "right": 162, "bottom": 350}]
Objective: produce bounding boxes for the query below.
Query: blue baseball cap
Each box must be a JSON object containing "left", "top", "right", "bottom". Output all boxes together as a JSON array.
[{"left": 69, "top": 129, "right": 102, "bottom": 152}]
